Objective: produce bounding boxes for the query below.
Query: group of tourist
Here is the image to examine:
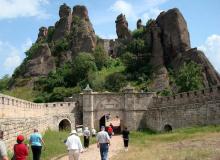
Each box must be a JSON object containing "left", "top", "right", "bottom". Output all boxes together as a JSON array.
[
  {"left": 65, "top": 125, "right": 130, "bottom": 160},
  {"left": 0, "top": 129, "right": 44, "bottom": 160},
  {"left": 0, "top": 125, "right": 129, "bottom": 160}
]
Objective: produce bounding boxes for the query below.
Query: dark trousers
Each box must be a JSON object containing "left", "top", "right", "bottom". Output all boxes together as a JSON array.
[
  {"left": 84, "top": 136, "right": 90, "bottom": 148},
  {"left": 31, "top": 146, "right": 42, "bottom": 160},
  {"left": 99, "top": 143, "right": 109, "bottom": 160},
  {"left": 124, "top": 139, "right": 129, "bottom": 147}
]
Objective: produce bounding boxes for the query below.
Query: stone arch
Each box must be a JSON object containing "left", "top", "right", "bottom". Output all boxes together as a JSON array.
[
  {"left": 164, "top": 124, "right": 172, "bottom": 132},
  {"left": 58, "top": 118, "right": 71, "bottom": 131},
  {"left": 94, "top": 111, "right": 124, "bottom": 132}
]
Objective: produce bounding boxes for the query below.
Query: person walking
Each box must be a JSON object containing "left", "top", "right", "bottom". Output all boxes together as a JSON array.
[
  {"left": 65, "top": 130, "right": 83, "bottom": 160},
  {"left": 29, "top": 129, "right": 45, "bottom": 160},
  {"left": 91, "top": 128, "right": 96, "bottom": 137},
  {"left": 13, "top": 135, "right": 28, "bottom": 160},
  {"left": 0, "top": 130, "right": 8, "bottom": 160},
  {"left": 83, "top": 127, "right": 90, "bottom": 148},
  {"left": 107, "top": 125, "right": 113, "bottom": 138},
  {"left": 122, "top": 127, "right": 130, "bottom": 151},
  {"left": 96, "top": 126, "right": 110, "bottom": 160}
]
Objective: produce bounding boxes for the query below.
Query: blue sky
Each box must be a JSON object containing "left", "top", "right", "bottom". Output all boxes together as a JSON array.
[{"left": 0, "top": 0, "right": 220, "bottom": 78}]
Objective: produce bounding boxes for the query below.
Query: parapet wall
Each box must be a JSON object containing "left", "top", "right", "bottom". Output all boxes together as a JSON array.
[
  {"left": 146, "top": 86, "right": 220, "bottom": 131},
  {"left": 0, "top": 93, "right": 76, "bottom": 149}
]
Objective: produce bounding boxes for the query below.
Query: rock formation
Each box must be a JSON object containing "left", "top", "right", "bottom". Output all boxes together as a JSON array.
[
  {"left": 24, "top": 44, "right": 55, "bottom": 77},
  {"left": 137, "top": 19, "right": 144, "bottom": 29},
  {"left": 70, "top": 5, "right": 96, "bottom": 54},
  {"left": 36, "top": 27, "right": 48, "bottom": 42},
  {"left": 149, "top": 21, "right": 169, "bottom": 91},
  {"left": 115, "top": 14, "right": 131, "bottom": 40},
  {"left": 52, "top": 3, "right": 72, "bottom": 41},
  {"left": 156, "top": 8, "right": 191, "bottom": 65},
  {"left": 154, "top": 8, "right": 220, "bottom": 88}
]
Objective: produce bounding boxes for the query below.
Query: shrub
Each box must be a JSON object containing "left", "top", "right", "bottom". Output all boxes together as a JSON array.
[
  {"left": 105, "top": 72, "right": 127, "bottom": 92},
  {"left": 93, "top": 46, "right": 109, "bottom": 70},
  {"left": 176, "top": 61, "right": 203, "bottom": 92}
]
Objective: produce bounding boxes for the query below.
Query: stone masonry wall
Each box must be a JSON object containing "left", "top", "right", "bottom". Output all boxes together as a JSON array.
[
  {"left": 0, "top": 93, "right": 76, "bottom": 149},
  {"left": 146, "top": 86, "right": 220, "bottom": 131}
]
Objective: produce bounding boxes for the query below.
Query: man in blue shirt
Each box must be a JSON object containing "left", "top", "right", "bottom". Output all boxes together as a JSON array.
[{"left": 29, "top": 129, "right": 45, "bottom": 160}]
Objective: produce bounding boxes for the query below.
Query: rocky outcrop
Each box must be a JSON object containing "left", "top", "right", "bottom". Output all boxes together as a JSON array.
[
  {"left": 156, "top": 8, "right": 191, "bottom": 65},
  {"left": 52, "top": 3, "right": 72, "bottom": 41},
  {"left": 137, "top": 19, "right": 144, "bottom": 29},
  {"left": 115, "top": 14, "right": 131, "bottom": 40},
  {"left": 149, "top": 21, "right": 169, "bottom": 91},
  {"left": 172, "top": 48, "right": 220, "bottom": 87},
  {"left": 36, "top": 27, "right": 48, "bottom": 42},
  {"left": 24, "top": 44, "right": 55, "bottom": 77},
  {"left": 70, "top": 5, "right": 96, "bottom": 54}
]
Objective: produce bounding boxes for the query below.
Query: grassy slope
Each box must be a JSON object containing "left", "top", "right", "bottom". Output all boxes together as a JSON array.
[
  {"left": 112, "top": 125, "right": 220, "bottom": 160},
  {"left": 2, "top": 87, "right": 38, "bottom": 101}
]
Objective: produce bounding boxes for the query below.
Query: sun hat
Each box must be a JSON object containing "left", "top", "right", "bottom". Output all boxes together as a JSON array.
[
  {"left": 17, "top": 135, "right": 24, "bottom": 142},
  {"left": 70, "top": 130, "right": 77, "bottom": 135}
]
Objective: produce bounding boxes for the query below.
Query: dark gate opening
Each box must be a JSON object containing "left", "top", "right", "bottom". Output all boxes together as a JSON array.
[
  {"left": 164, "top": 124, "right": 172, "bottom": 132},
  {"left": 99, "top": 115, "right": 106, "bottom": 130},
  {"left": 59, "top": 119, "right": 71, "bottom": 131}
]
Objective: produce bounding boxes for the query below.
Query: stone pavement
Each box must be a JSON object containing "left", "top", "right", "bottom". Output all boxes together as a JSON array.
[{"left": 58, "top": 135, "right": 123, "bottom": 160}]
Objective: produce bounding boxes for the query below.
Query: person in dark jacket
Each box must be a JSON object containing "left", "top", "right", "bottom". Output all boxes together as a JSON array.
[{"left": 122, "top": 127, "right": 130, "bottom": 151}]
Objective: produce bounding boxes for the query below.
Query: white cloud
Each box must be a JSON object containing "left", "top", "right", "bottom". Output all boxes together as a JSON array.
[
  {"left": 110, "top": 0, "right": 136, "bottom": 19},
  {"left": 0, "top": 0, "right": 50, "bottom": 20},
  {"left": 109, "top": 0, "right": 169, "bottom": 26},
  {"left": 141, "top": 8, "right": 163, "bottom": 23},
  {"left": 3, "top": 53, "right": 22, "bottom": 69},
  {"left": 22, "top": 38, "right": 33, "bottom": 52},
  {"left": 144, "top": 0, "right": 169, "bottom": 7},
  {"left": 198, "top": 34, "right": 220, "bottom": 73}
]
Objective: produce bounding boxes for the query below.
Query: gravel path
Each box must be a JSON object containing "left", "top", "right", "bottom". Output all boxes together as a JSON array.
[{"left": 58, "top": 135, "right": 123, "bottom": 160}]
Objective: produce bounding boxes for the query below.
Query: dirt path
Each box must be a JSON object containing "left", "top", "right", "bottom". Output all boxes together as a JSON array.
[{"left": 57, "top": 135, "right": 123, "bottom": 160}]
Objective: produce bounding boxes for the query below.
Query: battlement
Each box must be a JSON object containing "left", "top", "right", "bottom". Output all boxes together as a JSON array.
[
  {"left": 152, "top": 86, "right": 220, "bottom": 107},
  {"left": 0, "top": 93, "right": 75, "bottom": 118}
]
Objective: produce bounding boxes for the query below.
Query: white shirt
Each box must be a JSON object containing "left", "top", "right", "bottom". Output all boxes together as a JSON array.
[
  {"left": 83, "top": 129, "right": 90, "bottom": 137},
  {"left": 96, "top": 130, "right": 110, "bottom": 144},
  {"left": 65, "top": 134, "right": 83, "bottom": 150}
]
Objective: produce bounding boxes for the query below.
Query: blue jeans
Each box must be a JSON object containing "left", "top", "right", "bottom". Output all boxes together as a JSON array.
[{"left": 99, "top": 143, "right": 109, "bottom": 160}]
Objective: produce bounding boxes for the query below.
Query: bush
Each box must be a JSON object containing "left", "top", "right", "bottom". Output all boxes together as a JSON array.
[
  {"left": 0, "top": 75, "right": 10, "bottom": 91},
  {"left": 93, "top": 46, "right": 109, "bottom": 70},
  {"left": 53, "top": 38, "right": 69, "bottom": 56},
  {"left": 25, "top": 43, "right": 40, "bottom": 59},
  {"left": 176, "top": 61, "right": 203, "bottom": 92},
  {"left": 105, "top": 72, "right": 127, "bottom": 92},
  {"left": 132, "top": 28, "right": 144, "bottom": 39}
]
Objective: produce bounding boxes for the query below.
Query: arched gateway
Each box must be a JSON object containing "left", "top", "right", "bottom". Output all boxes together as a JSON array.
[{"left": 82, "top": 85, "right": 155, "bottom": 131}]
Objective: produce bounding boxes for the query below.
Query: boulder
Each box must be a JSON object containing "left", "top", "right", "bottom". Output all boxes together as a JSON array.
[
  {"left": 52, "top": 3, "right": 72, "bottom": 41},
  {"left": 156, "top": 8, "right": 191, "bottom": 65},
  {"left": 70, "top": 5, "right": 96, "bottom": 54},
  {"left": 115, "top": 14, "right": 131, "bottom": 40},
  {"left": 24, "top": 44, "right": 56, "bottom": 77}
]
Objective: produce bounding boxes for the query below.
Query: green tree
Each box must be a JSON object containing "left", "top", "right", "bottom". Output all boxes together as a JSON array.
[
  {"left": 105, "top": 72, "right": 127, "bottom": 92},
  {"left": 93, "top": 46, "right": 109, "bottom": 70},
  {"left": 176, "top": 61, "right": 203, "bottom": 92},
  {"left": 0, "top": 75, "right": 10, "bottom": 91}
]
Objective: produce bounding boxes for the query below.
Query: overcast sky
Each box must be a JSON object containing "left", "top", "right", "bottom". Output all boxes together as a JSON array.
[{"left": 0, "top": 0, "right": 220, "bottom": 78}]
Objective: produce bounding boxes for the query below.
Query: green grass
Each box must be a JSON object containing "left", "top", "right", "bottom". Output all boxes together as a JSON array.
[
  {"left": 112, "top": 125, "right": 220, "bottom": 160},
  {"left": 9, "top": 130, "right": 97, "bottom": 160},
  {"left": 3, "top": 86, "right": 39, "bottom": 101}
]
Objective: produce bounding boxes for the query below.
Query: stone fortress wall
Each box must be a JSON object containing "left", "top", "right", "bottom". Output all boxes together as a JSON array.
[
  {"left": 0, "top": 93, "right": 76, "bottom": 148},
  {"left": 81, "top": 85, "right": 220, "bottom": 131},
  {"left": 0, "top": 85, "right": 220, "bottom": 148},
  {"left": 146, "top": 86, "right": 220, "bottom": 131}
]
